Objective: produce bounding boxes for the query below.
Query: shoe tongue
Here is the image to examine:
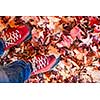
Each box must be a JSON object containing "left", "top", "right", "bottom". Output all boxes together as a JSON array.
[
  {"left": 7, "top": 27, "right": 16, "bottom": 32},
  {"left": 36, "top": 54, "right": 44, "bottom": 59},
  {"left": 5, "top": 28, "right": 16, "bottom": 37}
]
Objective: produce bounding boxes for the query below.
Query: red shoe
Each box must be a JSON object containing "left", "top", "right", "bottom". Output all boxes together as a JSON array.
[
  {"left": 0, "top": 25, "right": 31, "bottom": 50},
  {"left": 29, "top": 54, "right": 60, "bottom": 75}
]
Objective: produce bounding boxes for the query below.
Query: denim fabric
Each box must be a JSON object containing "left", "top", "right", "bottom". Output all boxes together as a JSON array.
[
  {"left": 1, "top": 60, "right": 32, "bottom": 83},
  {"left": 0, "top": 39, "right": 4, "bottom": 56},
  {"left": 0, "top": 68, "right": 10, "bottom": 83}
]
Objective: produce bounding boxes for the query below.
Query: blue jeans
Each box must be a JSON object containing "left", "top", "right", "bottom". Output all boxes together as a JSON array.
[
  {"left": 0, "top": 34, "right": 33, "bottom": 83},
  {"left": 0, "top": 39, "right": 5, "bottom": 56},
  {"left": 0, "top": 60, "right": 33, "bottom": 83}
]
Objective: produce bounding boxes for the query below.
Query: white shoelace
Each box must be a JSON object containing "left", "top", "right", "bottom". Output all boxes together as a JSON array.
[
  {"left": 4, "top": 30, "right": 21, "bottom": 48},
  {"left": 31, "top": 56, "right": 48, "bottom": 72}
]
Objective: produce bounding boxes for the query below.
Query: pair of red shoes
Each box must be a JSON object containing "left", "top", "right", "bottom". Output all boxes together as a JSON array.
[{"left": 0, "top": 25, "right": 60, "bottom": 75}]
